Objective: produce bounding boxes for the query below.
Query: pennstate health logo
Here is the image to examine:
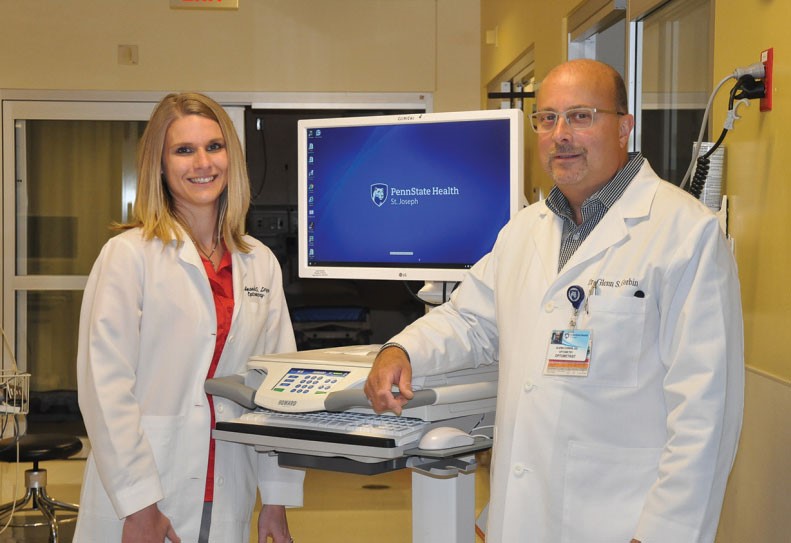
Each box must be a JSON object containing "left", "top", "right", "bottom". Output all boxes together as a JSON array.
[{"left": 371, "top": 183, "right": 388, "bottom": 207}]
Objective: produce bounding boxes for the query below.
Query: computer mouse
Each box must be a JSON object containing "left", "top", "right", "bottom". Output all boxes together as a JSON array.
[{"left": 418, "top": 426, "right": 475, "bottom": 450}]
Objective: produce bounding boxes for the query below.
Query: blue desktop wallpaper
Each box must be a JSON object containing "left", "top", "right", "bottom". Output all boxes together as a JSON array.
[{"left": 306, "top": 119, "right": 511, "bottom": 268}]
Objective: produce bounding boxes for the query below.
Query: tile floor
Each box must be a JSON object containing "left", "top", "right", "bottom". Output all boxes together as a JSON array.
[{"left": 0, "top": 452, "right": 489, "bottom": 542}]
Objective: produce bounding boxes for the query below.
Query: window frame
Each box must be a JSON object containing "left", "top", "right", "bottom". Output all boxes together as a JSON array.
[{"left": 1, "top": 90, "right": 430, "bottom": 372}]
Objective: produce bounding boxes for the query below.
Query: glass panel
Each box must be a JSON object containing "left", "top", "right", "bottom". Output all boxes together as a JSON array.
[
  {"left": 569, "top": 17, "right": 626, "bottom": 78},
  {"left": 18, "top": 119, "right": 146, "bottom": 275},
  {"left": 639, "top": 0, "right": 710, "bottom": 185},
  {"left": 18, "top": 290, "right": 82, "bottom": 392}
]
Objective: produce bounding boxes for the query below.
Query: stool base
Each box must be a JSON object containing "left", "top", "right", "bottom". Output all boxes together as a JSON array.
[{"left": 0, "top": 468, "right": 78, "bottom": 543}]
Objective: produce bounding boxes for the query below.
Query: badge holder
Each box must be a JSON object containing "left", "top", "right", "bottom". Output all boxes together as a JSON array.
[{"left": 544, "top": 285, "right": 592, "bottom": 377}]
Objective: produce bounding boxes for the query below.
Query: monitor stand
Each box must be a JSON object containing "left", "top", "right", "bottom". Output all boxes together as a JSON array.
[{"left": 418, "top": 281, "right": 458, "bottom": 305}]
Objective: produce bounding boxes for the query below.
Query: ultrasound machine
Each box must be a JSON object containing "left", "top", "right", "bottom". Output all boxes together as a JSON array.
[
  {"left": 207, "top": 344, "right": 497, "bottom": 543},
  {"left": 209, "top": 344, "right": 498, "bottom": 464},
  {"left": 209, "top": 108, "right": 524, "bottom": 543}
]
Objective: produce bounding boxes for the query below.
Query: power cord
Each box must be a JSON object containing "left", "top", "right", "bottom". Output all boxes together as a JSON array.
[
  {"left": 680, "top": 62, "right": 767, "bottom": 194},
  {"left": 686, "top": 75, "right": 764, "bottom": 199},
  {"left": 0, "top": 325, "right": 25, "bottom": 536}
]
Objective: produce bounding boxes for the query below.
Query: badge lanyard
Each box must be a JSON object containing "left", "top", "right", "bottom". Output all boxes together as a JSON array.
[
  {"left": 566, "top": 285, "right": 585, "bottom": 328},
  {"left": 544, "top": 285, "right": 593, "bottom": 377}
]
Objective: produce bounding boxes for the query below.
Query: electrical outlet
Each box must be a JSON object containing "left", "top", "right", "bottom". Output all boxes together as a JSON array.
[{"left": 760, "top": 48, "right": 773, "bottom": 112}]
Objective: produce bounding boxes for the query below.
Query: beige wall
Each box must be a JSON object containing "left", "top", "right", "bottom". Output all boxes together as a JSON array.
[
  {"left": 717, "top": 369, "right": 791, "bottom": 541},
  {"left": 0, "top": 0, "right": 481, "bottom": 389},
  {"left": 0, "top": 0, "right": 480, "bottom": 112}
]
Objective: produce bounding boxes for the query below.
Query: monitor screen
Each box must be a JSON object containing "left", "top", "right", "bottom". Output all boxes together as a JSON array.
[{"left": 297, "top": 109, "right": 524, "bottom": 283}]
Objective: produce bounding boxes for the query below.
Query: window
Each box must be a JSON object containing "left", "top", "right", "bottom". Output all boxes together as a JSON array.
[
  {"left": 2, "top": 101, "right": 156, "bottom": 394},
  {"left": 1, "top": 93, "right": 428, "bottom": 405},
  {"left": 485, "top": 49, "right": 533, "bottom": 201},
  {"left": 632, "top": 0, "right": 712, "bottom": 184},
  {"left": 486, "top": 48, "right": 535, "bottom": 112},
  {"left": 567, "top": 0, "right": 627, "bottom": 77}
]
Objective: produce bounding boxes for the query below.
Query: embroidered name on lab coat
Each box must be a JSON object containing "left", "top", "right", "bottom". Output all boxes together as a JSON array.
[
  {"left": 587, "top": 277, "right": 639, "bottom": 290},
  {"left": 244, "top": 286, "right": 270, "bottom": 298}
]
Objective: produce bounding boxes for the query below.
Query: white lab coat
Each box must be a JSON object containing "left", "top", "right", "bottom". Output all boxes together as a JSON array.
[
  {"left": 392, "top": 160, "right": 743, "bottom": 542},
  {"left": 75, "top": 227, "right": 304, "bottom": 543}
]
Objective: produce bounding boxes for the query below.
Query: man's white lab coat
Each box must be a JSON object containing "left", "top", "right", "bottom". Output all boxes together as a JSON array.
[
  {"left": 75, "top": 228, "right": 304, "bottom": 542},
  {"left": 392, "top": 160, "right": 743, "bottom": 542}
]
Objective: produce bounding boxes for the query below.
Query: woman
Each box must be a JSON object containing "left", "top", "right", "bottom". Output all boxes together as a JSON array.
[{"left": 75, "top": 93, "right": 303, "bottom": 543}]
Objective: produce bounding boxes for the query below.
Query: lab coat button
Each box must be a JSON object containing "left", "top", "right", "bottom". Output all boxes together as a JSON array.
[
  {"left": 217, "top": 403, "right": 225, "bottom": 413},
  {"left": 217, "top": 476, "right": 224, "bottom": 486},
  {"left": 513, "top": 463, "right": 529, "bottom": 477},
  {"left": 523, "top": 381, "right": 534, "bottom": 392},
  {"left": 544, "top": 301, "right": 555, "bottom": 312}
]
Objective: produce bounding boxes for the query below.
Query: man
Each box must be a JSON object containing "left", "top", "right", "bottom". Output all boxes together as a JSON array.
[{"left": 364, "top": 59, "right": 743, "bottom": 542}]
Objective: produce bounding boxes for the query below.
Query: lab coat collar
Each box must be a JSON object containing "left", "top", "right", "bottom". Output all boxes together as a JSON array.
[
  {"left": 172, "top": 224, "right": 243, "bottom": 320},
  {"left": 536, "top": 159, "right": 661, "bottom": 282},
  {"left": 173, "top": 225, "right": 253, "bottom": 272},
  {"left": 172, "top": 223, "right": 207, "bottom": 271}
]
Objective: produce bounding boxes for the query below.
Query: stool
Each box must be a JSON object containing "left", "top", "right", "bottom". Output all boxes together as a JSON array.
[{"left": 0, "top": 433, "right": 83, "bottom": 543}]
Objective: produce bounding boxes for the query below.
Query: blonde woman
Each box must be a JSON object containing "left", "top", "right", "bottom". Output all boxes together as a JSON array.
[{"left": 75, "top": 93, "right": 303, "bottom": 543}]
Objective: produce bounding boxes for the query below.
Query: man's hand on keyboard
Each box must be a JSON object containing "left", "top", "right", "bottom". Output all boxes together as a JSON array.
[{"left": 364, "top": 346, "right": 414, "bottom": 415}]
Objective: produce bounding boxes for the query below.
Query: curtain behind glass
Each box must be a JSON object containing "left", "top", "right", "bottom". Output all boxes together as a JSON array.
[{"left": 20, "top": 119, "right": 145, "bottom": 392}]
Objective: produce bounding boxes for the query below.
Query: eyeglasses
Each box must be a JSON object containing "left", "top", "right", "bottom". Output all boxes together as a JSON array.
[{"left": 529, "top": 107, "right": 625, "bottom": 133}]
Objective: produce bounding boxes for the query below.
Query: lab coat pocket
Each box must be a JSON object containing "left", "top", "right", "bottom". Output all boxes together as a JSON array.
[
  {"left": 561, "top": 441, "right": 662, "bottom": 543},
  {"left": 582, "top": 294, "right": 647, "bottom": 387}
]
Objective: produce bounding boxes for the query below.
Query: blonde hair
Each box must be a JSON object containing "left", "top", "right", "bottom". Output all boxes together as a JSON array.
[{"left": 119, "top": 92, "right": 252, "bottom": 253}]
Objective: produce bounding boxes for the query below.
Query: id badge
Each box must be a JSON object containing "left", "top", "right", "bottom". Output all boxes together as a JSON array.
[{"left": 545, "top": 329, "right": 592, "bottom": 377}]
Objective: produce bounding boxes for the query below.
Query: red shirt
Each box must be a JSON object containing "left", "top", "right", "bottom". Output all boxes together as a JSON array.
[{"left": 201, "top": 249, "right": 234, "bottom": 503}]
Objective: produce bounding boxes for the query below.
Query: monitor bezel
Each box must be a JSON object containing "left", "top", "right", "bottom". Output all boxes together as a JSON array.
[{"left": 297, "top": 109, "right": 525, "bottom": 283}]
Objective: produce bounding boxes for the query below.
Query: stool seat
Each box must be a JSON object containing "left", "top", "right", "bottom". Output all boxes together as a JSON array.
[
  {"left": 0, "top": 433, "right": 83, "bottom": 543},
  {"left": 0, "top": 434, "right": 83, "bottom": 464}
]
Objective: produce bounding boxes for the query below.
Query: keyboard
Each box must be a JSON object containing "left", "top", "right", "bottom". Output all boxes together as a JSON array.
[{"left": 237, "top": 409, "right": 430, "bottom": 447}]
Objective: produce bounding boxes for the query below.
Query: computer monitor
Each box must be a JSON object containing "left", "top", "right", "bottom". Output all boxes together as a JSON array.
[{"left": 297, "top": 109, "right": 524, "bottom": 284}]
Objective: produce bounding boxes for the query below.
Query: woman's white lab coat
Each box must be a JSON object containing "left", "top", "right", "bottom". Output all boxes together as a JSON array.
[
  {"left": 75, "top": 228, "right": 304, "bottom": 543},
  {"left": 392, "top": 160, "right": 743, "bottom": 543}
]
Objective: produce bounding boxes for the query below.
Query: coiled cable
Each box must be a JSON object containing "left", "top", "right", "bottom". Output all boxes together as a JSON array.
[{"left": 685, "top": 74, "right": 759, "bottom": 198}]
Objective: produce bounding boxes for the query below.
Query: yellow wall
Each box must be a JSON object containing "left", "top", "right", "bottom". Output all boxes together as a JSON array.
[
  {"left": 482, "top": 0, "right": 790, "bottom": 382},
  {"left": 481, "top": 0, "right": 582, "bottom": 202},
  {"left": 0, "top": 0, "right": 480, "bottom": 112},
  {"left": 713, "top": 0, "right": 790, "bottom": 382}
]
